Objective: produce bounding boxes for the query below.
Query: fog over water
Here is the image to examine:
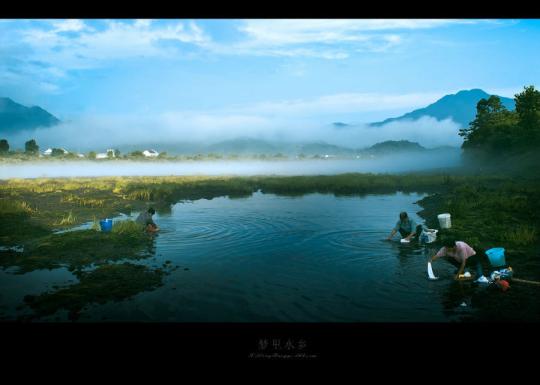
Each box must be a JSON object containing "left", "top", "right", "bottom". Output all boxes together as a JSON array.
[{"left": 0, "top": 151, "right": 461, "bottom": 179}]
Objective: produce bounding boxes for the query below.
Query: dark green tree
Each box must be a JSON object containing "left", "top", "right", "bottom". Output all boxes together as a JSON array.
[
  {"left": 514, "top": 85, "right": 540, "bottom": 146},
  {"left": 25, "top": 139, "right": 39, "bottom": 155},
  {"left": 51, "top": 148, "right": 66, "bottom": 157},
  {"left": 130, "top": 150, "right": 143, "bottom": 157},
  {"left": 459, "top": 95, "right": 517, "bottom": 154},
  {"left": 0, "top": 139, "right": 9, "bottom": 154}
]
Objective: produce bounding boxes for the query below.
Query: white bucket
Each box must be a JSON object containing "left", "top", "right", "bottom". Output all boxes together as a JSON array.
[{"left": 437, "top": 213, "right": 452, "bottom": 229}]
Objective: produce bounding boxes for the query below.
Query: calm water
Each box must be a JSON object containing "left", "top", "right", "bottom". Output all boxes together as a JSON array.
[{"left": 1, "top": 191, "right": 537, "bottom": 322}]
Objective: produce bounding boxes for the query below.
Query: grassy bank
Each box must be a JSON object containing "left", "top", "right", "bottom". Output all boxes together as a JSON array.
[
  {"left": 0, "top": 227, "right": 155, "bottom": 274},
  {"left": 417, "top": 179, "right": 540, "bottom": 280}
]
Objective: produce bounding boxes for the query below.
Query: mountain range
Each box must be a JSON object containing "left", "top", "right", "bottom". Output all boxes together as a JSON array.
[
  {"left": 0, "top": 97, "right": 60, "bottom": 132},
  {"left": 369, "top": 89, "right": 515, "bottom": 128},
  {"left": 1, "top": 88, "right": 516, "bottom": 154}
]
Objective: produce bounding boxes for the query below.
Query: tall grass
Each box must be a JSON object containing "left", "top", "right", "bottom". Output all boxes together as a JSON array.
[
  {"left": 56, "top": 210, "right": 77, "bottom": 226},
  {"left": 111, "top": 220, "right": 142, "bottom": 235},
  {"left": 502, "top": 225, "right": 538, "bottom": 246},
  {"left": 0, "top": 199, "right": 37, "bottom": 214},
  {"left": 60, "top": 193, "right": 105, "bottom": 207},
  {"left": 90, "top": 216, "right": 100, "bottom": 231}
]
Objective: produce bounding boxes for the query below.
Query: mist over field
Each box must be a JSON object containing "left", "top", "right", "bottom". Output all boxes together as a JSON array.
[{"left": 0, "top": 149, "right": 462, "bottom": 179}]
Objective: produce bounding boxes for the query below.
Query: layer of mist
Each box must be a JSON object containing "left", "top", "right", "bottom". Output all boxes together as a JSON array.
[{"left": 0, "top": 150, "right": 462, "bottom": 179}]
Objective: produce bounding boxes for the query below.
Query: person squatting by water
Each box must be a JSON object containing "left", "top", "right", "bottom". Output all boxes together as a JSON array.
[
  {"left": 429, "top": 236, "right": 490, "bottom": 281},
  {"left": 136, "top": 207, "right": 159, "bottom": 233},
  {"left": 387, "top": 211, "right": 424, "bottom": 242}
]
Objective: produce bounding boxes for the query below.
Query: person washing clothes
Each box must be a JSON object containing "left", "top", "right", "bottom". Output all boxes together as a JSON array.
[
  {"left": 430, "top": 236, "right": 489, "bottom": 282},
  {"left": 387, "top": 211, "right": 424, "bottom": 242},
  {"left": 136, "top": 207, "right": 159, "bottom": 233}
]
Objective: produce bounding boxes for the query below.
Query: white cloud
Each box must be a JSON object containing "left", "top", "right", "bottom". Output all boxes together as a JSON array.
[
  {"left": 221, "top": 91, "right": 449, "bottom": 117},
  {"left": 51, "top": 19, "right": 87, "bottom": 33},
  {"left": 202, "top": 19, "right": 490, "bottom": 59},
  {"left": 18, "top": 19, "right": 211, "bottom": 72}
]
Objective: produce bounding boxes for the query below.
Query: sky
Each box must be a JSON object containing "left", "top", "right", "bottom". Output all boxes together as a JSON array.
[{"left": 1, "top": 19, "right": 540, "bottom": 149}]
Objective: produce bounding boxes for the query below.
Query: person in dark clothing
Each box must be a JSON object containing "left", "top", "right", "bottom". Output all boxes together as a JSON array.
[{"left": 136, "top": 207, "right": 159, "bottom": 233}]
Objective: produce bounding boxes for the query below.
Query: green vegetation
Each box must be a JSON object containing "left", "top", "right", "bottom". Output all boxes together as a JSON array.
[
  {"left": 0, "top": 228, "right": 154, "bottom": 274},
  {"left": 55, "top": 210, "right": 77, "bottom": 226},
  {"left": 502, "top": 225, "right": 538, "bottom": 246},
  {"left": 111, "top": 219, "right": 142, "bottom": 235},
  {"left": 418, "top": 179, "right": 540, "bottom": 280},
  {"left": 460, "top": 85, "right": 540, "bottom": 170},
  {"left": 0, "top": 139, "right": 8, "bottom": 154},
  {"left": 23, "top": 263, "right": 165, "bottom": 321},
  {"left": 51, "top": 148, "right": 66, "bottom": 157},
  {"left": 24, "top": 139, "right": 39, "bottom": 155}
]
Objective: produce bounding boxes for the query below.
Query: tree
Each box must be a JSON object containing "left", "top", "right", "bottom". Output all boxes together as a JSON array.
[
  {"left": 514, "top": 85, "right": 540, "bottom": 145},
  {"left": 88, "top": 151, "right": 96, "bottom": 159},
  {"left": 459, "top": 95, "right": 518, "bottom": 154},
  {"left": 0, "top": 139, "right": 9, "bottom": 154},
  {"left": 25, "top": 139, "right": 39, "bottom": 155},
  {"left": 51, "top": 148, "right": 66, "bottom": 157},
  {"left": 129, "top": 150, "right": 144, "bottom": 158},
  {"left": 113, "top": 149, "right": 121, "bottom": 158}
]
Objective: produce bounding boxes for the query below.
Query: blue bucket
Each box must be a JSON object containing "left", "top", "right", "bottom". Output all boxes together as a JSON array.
[
  {"left": 99, "top": 218, "right": 113, "bottom": 232},
  {"left": 485, "top": 247, "right": 506, "bottom": 267}
]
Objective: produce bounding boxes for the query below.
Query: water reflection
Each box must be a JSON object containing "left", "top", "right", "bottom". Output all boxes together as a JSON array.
[{"left": 3, "top": 191, "right": 537, "bottom": 322}]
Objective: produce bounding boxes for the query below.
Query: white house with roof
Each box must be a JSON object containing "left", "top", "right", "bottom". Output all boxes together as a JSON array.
[
  {"left": 143, "top": 149, "right": 159, "bottom": 158},
  {"left": 96, "top": 149, "right": 116, "bottom": 159}
]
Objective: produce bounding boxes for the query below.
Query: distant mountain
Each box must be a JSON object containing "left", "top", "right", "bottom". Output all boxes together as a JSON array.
[
  {"left": 0, "top": 97, "right": 60, "bottom": 132},
  {"left": 332, "top": 122, "right": 350, "bottom": 129},
  {"left": 370, "top": 89, "right": 515, "bottom": 128},
  {"left": 120, "top": 138, "right": 452, "bottom": 157},
  {"left": 206, "top": 138, "right": 281, "bottom": 154},
  {"left": 206, "top": 139, "right": 359, "bottom": 156},
  {"left": 366, "top": 140, "right": 426, "bottom": 154},
  {"left": 296, "top": 142, "right": 357, "bottom": 155}
]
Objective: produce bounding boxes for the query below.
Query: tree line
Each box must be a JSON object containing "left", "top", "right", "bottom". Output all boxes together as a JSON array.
[
  {"left": 0, "top": 139, "right": 39, "bottom": 155},
  {"left": 459, "top": 85, "right": 540, "bottom": 159}
]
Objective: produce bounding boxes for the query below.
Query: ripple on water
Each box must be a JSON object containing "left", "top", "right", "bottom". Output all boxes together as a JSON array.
[{"left": 156, "top": 212, "right": 318, "bottom": 256}]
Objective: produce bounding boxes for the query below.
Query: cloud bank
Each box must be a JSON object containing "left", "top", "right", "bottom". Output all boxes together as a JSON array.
[{"left": 5, "top": 112, "right": 463, "bottom": 152}]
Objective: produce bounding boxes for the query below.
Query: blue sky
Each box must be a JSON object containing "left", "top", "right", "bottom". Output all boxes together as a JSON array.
[{"left": 1, "top": 19, "right": 540, "bottom": 148}]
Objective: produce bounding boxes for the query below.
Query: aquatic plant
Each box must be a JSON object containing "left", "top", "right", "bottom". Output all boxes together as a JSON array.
[
  {"left": 0, "top": 229, "right": 154, "bottom": 273},
  {"left": 23, "top": 263, "right": 165, "bottom": 320}
]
